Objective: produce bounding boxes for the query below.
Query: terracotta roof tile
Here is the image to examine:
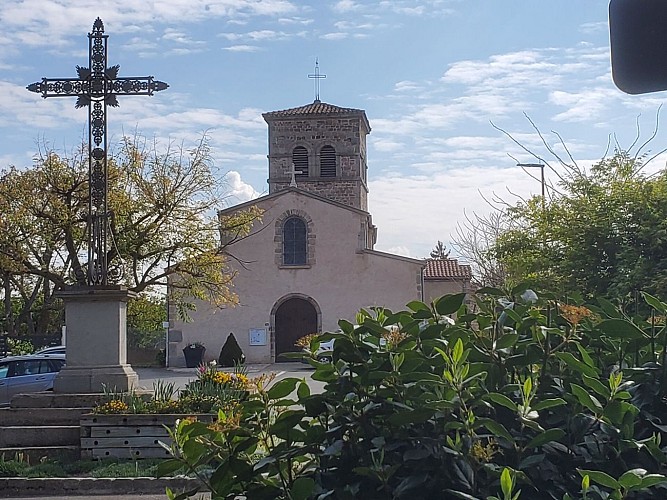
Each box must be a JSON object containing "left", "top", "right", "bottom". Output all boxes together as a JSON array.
[
  {"left": 424, "top": 258, "right": 472, "bottom": 280},
  {"left": 263, "top": 100, "right": 366, "bottom": 118}
]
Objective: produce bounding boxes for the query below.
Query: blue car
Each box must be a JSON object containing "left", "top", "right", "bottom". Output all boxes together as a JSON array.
[{"left": 0, "top": 353, "right": 66, "bottom": 406}]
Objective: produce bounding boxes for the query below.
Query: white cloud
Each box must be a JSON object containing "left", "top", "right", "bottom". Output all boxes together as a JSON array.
[
  {"left": 320, "top": 32, "right": 348, "bottom": 40},
  {"left": 386, "top": 245, "right": 413, "bottom": 257},
  {"left": 223, "top": 44, "right": 262, "bottom": 52},
  {"left": 332, "top": 0, "right": 361, "bottom": 13},
  {"left": 369, "top": 165, "right": 550, "bottom": 258},
  {"left": 223, "top": 170, "right": 262, "bottom": 203},
  {"left": 0, "top": 0, "right": 299, "bottom": 52}
]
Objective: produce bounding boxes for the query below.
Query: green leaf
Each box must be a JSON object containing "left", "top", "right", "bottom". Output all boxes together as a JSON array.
[
  {"left": 452, "top": 338, "right": 464, "bottom": 364},
  {"left": 435, "top": 293, "right": 466, "bottom": 315},
  {"left": 407, "top": 300, "right": 430, "bottom": 312},
  {"left": 476, "top": 287, "right": 505, "bottom": 296},
  {"left": 523, "top": 377, "right": 532, "bottom": 399},
  {"left": 641, "top": 291, "right": 667, "bottom": 314},
  {"left": 484, "top": 393, "right": 518, "bottom": 411},
  {"left": 555, "top": 352, "right": 600, "bottom": 377},
  {"left": 477, "top": 418, "right": 513, "bottom": 441},
  {"left": 157, "top": 459, "right": 185, "bottom": 478},
  {"left": 639, "top": 474, "right": 667, "bottom": 489},
  {"left": 598, "top": 319, "right": 646, "bottom": 340},
  {"left": 290, "top": 477, "right": 315, "bottom": 500},
  {"left": 582, "top": 374, "right": 611, "bottom": 399},
  {"left": 500, "top": 468, "right": 513, "bottom": 498},
  {"left": 532, "top": 398, "right": 567, "bottom": 411},
  {"left": 597, "top": 297, "right": 623, "bottom": 319},
  {"left": 578, "top": 469, "right": 621, "bottom": 490},
  {"left": 297, "top": 380, "right": 311, "bottom": 400},
  {"left": 387, "top": 408, "right": 435, "bottom": 426},
  {"left": 618, "top": 469, "right": 645, "bottom": 489},
  {"left": 525, "top": 428, "right": 565, "bottom": 449},
  {"left": 575, "top": 342, "right": 596, "bottom": 368},
  {"left": 267, "top": 377, "right": 299, "bottom": 399},
  {"left": 571, "top": 383, "right": 604, "bottom": 413},
  {"left": 495, "top": 333, "right": 519, "bottom": 349}
]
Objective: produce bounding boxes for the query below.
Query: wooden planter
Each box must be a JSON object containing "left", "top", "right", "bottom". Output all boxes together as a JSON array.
[{"left": 80, "top": 413, "right": 214, "bottom": 460}]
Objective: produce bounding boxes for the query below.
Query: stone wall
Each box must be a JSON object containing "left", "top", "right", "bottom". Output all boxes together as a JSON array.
[{"left": 266, "top": 114, "right": 369, "bottom": 211}]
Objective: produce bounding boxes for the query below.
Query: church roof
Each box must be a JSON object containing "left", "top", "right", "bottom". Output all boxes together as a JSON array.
[
  {"left": 218, "top": 185, "right": 371, "bottom": 218},
  {"left": 263, "top": 100, "right": 371, "bottom": 131},
  {"left": 424, "top": 258, "right": 472, "bottom": 280}
]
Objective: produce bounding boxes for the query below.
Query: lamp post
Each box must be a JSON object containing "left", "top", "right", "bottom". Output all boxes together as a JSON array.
[
  {"left": 517, "top": 162, "right": 547, "bottom": 253},
  {"left": 517, "top": 163, "right": 545, "bottom": 210}
]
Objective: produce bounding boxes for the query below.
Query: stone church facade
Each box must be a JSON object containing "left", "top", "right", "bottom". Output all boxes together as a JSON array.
[{"left": 168, "top": 100, "right": 470, "bottom": 366}]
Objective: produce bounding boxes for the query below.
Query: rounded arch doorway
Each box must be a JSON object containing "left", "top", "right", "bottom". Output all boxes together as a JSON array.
[{"left": 273, "top": 296, "right": 319, "bottom": 362}]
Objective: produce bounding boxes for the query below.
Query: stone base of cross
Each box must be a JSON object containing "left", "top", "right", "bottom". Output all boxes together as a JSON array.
[{"left": 54, "top": 286, "right": 139, "bottom": 393}]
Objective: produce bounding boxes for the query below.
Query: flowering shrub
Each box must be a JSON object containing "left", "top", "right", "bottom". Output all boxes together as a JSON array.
[
  {"left": 94, "top": 399, "right": 129, "bottom": 414},
  {"left": 92, "top": 363, "right": 252, "bottom": 415},
  {"left": 294, "top": 333, "right": 319, "bottom": 348},
  {"left": 161, "top": 287, "right": 667, "bottom": 500}
]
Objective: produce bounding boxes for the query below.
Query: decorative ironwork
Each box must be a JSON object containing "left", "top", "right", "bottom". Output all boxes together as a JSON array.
[{"left": 27, "top": 18, "right": 168, "bottom": 286}]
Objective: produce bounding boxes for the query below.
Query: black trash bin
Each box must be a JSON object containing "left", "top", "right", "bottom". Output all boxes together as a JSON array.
[{"left": 182, "top": 344, "right": 206, "bottom": 368}]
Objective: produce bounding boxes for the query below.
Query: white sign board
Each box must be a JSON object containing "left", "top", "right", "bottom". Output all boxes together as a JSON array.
[{"left": 249, "top": 328, "right": 267, "bottom": 346}]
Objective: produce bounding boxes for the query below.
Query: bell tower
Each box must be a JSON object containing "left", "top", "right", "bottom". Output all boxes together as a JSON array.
[{"left": 262, "top": 100, "right": 372, "bottom": 211}]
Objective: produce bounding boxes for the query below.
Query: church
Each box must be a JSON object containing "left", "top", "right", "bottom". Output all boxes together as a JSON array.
[{"left": 168, "top": 99, "right": 471, "bottom": 365}]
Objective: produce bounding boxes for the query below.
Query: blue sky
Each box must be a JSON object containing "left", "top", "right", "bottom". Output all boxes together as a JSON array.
[{"left": 1, "top": 1, "right": 666, "bottom": 260}]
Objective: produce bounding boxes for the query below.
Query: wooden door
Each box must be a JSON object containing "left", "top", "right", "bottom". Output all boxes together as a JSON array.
[{"left": 274, "top": 298, "right": 317, "bottom": 362}]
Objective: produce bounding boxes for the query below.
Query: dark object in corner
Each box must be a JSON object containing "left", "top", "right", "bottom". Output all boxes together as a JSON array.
[
  {"left": 610, "top": 0, "right": 667, "bottom": 94},
  {"left": 218, "top": 333, "right": 245, "bottom": 367}
]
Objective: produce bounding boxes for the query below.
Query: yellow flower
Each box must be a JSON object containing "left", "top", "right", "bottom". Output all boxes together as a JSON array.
[
  {"left": 295, "top": 333, "right": 319, "bottom": 348},
  {"left": 559, "top": 304, "right": 595, "bottom": 326},
  {"left": 382, "top": 326, "right": 408, "bottom": 349},
  {"left": 470, "top": 438, "right": 500, "bottom": 463},
  {"left": 95, "top": 399, "right": 129, "bottom": 414}
]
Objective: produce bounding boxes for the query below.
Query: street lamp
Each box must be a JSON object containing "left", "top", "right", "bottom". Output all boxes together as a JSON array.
[{"left": 517, "top": 163, "right": 545, "bottom": 210}]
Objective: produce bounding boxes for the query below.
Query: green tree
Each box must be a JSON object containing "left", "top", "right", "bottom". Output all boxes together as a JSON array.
[
  {"left": 127, "top": 294, "right": 166, "bottom": 349},
  {"left": 0, "top": 135, "right": 262, "bottom": 334},
  {"left": 429, "top": 240, "right": 450, "bottom": 259},
  {"left": 495, "top": 151, "right": 667, "bottom": 302}
]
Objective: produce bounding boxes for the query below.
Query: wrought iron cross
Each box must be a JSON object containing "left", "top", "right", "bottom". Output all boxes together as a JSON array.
[
  {"left": 27, "top": 18, "right": 168, "bottom": 286},
  {"left": 308, "top": 58, "right": 326, "bottom": 102}
]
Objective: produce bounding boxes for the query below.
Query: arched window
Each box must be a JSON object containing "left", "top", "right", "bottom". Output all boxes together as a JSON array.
[
  {"left": 283, "top": 217, "right": 307, "bottom": 265},
  {"left": 292, "top": 146, "right": 309, "bottom": 177},
  {"left": 320, "top": 145, "right": 336, "bottom": 177}
]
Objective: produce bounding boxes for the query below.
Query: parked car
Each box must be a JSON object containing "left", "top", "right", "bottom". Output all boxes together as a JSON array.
[
  {"left": 0, "top": 354, "right": 66, "bottom": 406},
  {"left": 34, "top": 345, "right": 66, "bottom": 356}
]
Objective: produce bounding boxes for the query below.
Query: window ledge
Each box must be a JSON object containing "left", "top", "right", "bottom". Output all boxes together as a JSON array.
[{"left": 279, "top": 264, "right": 311, "bottom": 269}]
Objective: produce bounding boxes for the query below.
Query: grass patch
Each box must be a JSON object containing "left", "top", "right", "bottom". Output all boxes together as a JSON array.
[{"left": 0, "top": 455, "right": 169, "bottom": 478}]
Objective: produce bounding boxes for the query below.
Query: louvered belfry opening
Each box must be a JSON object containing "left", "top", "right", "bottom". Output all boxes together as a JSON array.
[
  {"left": 292, "top": 146, "right": 309, "bottom": 176},
  {"left": 320, "top": 145, "right": 336, "bottom": 177}
]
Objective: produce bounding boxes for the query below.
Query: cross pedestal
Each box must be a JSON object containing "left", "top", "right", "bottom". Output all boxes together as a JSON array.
[{"left": 54, "top": 286, "right": 139, "bottom": 393}]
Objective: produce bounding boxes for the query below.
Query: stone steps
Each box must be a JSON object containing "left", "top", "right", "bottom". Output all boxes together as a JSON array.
[
  {"left": 0, "top": 477, "right": 206, "bottom": 498},
  {"left": 0, "top": 393, "right": 100, "bottom": 462},
  {"left": 0, "top": 407, "right": 87, "bottom": 426},
  {"left": 0, "top": 425, "right": 80, "bottom": 447}
]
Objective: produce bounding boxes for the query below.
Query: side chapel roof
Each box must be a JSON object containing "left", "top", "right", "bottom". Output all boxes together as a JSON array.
[{"left": 424, "top": 258, "right": 472, "bottom": 281}]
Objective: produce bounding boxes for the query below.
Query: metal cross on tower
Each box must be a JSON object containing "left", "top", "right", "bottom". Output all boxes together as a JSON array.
[
  {"left": 27, "top": 18, "right": 168, "bottom": 286},
  {"left": 308, "top": 58, "right": 326, "bottom": 102}
]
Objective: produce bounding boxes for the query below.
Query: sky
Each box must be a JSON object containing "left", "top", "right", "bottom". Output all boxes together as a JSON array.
[{"left": 1, "top": 0, "right": 666, "bottom": 261}]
